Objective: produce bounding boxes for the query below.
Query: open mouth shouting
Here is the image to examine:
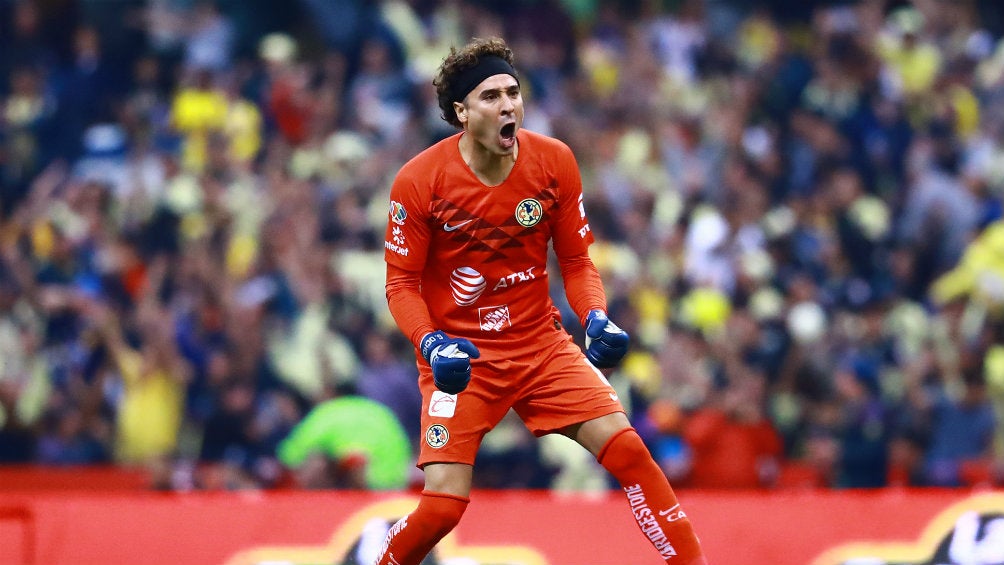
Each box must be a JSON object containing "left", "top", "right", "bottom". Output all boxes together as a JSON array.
[{"left": 499, "top": 122, "right": 517, "bottom": 149}]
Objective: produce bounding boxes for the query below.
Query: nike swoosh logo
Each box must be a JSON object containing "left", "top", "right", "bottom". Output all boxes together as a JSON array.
[{"left": 444, "top": 220, "right": 473, "bottom": 232}]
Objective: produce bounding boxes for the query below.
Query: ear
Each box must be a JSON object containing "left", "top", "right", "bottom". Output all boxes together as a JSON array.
[{"left": 453, "top": 101, "right": 467, "bottom": 125}]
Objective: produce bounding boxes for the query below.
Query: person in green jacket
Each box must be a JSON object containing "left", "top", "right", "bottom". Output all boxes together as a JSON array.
[{"left": 277, "top": 394, "right": 413, "bottom": 490}]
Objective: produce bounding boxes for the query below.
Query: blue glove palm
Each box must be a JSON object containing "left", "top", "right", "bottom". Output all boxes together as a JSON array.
[
  {"left": 421, "top": 331, "right": 481, "bottom": 394},
  {"left": 584, "top": 310, "right": 629, "bottom": 368}
]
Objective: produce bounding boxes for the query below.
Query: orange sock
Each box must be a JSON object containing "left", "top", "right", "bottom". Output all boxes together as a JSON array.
[
  {"left": 374, "top": 490, "right": 469, "bottom": 565},
  {"left": 598, "top": 428, "right": 708, "bottom": 565}
]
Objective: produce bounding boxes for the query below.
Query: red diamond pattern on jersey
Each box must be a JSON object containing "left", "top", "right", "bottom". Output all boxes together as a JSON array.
[{"left": 431, "top": 185, "right": 557, "bottom": 263}]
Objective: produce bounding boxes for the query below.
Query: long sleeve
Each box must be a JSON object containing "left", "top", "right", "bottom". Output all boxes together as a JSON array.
[
  {"left": 385, "top": 263, "right": 436, "bottom": 349},
  {"left": 557, "top": 250, "right": 608, "bottom": 325},
  {"left": 547, "top": 139, "right": 606, "bottom": 325}
]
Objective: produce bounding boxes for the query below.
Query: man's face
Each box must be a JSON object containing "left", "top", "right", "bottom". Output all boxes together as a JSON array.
[{"left": 455, "top": 73, "right": 523, "bottom": 156}]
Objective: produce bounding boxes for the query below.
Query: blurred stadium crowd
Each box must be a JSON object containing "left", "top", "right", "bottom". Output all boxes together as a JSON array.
[{"left": 2, "top": 0, "right": 1004, "bottom": 492}]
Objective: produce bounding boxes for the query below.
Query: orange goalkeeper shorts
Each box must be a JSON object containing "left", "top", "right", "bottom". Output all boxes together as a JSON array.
[{"left": 415, "top": 326, "right": 625, "bottom": 468}]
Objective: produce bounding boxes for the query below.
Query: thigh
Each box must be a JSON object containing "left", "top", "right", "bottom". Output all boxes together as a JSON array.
[{"left": 513, "top": 338, "right": 625, "bottom": 437}]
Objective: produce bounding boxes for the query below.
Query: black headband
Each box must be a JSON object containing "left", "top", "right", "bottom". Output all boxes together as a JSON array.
[{"left": 449, "top": 55, "right": 519, "bottom": 104}]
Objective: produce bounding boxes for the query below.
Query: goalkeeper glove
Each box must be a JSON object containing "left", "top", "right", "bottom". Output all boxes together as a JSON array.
[
  {"left": 584, "top": 309, "right": 629, "bottom": 368},
  {"left": 420, "top": 331, "right": 481, "bottom": 394}
]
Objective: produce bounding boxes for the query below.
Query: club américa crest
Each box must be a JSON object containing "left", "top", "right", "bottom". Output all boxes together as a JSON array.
[
  {"left": 426, "top": 424, "right": 449, "bottom": 448},
  {"left": 515, "top": 198, "right": 542, "bottom": 227}
]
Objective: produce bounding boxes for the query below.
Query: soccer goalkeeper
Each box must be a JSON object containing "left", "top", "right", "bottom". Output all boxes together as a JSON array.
[{"left": 380, "top": 36, "right": 707, "bottom": 565}]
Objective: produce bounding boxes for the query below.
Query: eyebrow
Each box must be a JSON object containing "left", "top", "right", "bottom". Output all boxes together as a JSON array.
[{"left": 479, "top": 84, "right": 520, "bottom": 97}]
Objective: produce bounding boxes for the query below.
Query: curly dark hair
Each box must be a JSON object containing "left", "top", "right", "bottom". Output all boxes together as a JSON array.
[{"left": 433, "top": 37, "right": 516, "bottom": 129}]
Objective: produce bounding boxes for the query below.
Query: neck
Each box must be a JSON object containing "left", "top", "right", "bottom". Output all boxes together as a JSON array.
[{"left": 459, "top": 133, "right": 517, "bottom": 186}]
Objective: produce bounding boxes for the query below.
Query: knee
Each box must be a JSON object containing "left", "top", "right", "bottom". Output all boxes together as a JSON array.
[
  {"left": 597, "top": 428, "right": 650, "bottom": 473},
  {"left": 417, "top": 491, "right": 469, "bottom": 538}
]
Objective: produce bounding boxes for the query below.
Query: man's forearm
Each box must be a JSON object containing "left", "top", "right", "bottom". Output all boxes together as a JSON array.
[
  {"left": 385, "top": 264, "right": 436, "bottom": 348},
  {"left": 558, "top": 253, "right": 608, "bottom": 324}
]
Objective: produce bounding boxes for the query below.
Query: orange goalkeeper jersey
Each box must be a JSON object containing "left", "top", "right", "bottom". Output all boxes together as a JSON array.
[{"left": 384, "top": 129, "right": 600, "bottom": 348}]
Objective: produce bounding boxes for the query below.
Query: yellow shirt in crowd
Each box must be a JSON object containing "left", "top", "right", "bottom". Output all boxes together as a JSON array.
[{"left": 113, "top": 348, "right": 184, "bottom": 464}]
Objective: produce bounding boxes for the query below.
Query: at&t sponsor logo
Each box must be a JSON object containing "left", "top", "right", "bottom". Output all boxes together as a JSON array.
[
  {"left": 451, "top": 267, "right": 486, "bottom": 306},
  {"left": 493, "top": 266, "right": 536, "bottom": 291}
]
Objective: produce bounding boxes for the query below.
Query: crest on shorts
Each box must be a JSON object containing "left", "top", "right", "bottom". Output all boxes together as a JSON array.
[
  {"left": 515, "top": 199, "right": 542, "bottom": 227},
  {"left": 426, "top": 424, "right": 450, "bottom": 448}
]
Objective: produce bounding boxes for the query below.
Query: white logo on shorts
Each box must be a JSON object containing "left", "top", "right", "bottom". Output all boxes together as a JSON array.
[{"left": 428, "top": 391, "right": 457, "bottom": 418}]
